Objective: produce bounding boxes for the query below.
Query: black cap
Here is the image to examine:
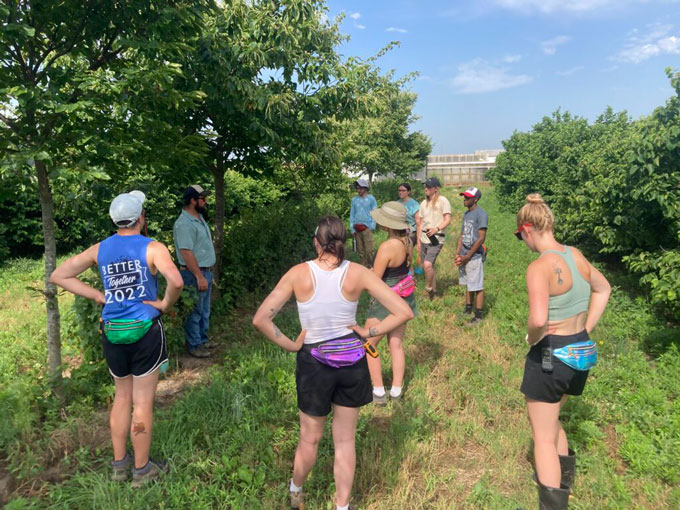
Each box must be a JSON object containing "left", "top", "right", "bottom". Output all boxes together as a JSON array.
[
  {"left": 424, "top": 177, "right": 441, "bottom": 188},
  {"left": 183, "top": 185, "right": 211, "bottom": 201}
]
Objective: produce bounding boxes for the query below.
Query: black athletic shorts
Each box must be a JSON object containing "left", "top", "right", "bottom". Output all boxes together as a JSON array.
[
  {"left": 101, "top": 318, "right": 168, "bottom": 379},
  {"left": 296, "top": 337, "right": 373, "bottom": 417},
  {"left": 520, "top": 330, "right": 590, "bottom": 403}
]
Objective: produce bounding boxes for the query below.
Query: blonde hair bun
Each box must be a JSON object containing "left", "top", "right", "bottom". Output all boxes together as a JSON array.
[{"left": 526, "top": 193, "right": 544, "bottom": 205}]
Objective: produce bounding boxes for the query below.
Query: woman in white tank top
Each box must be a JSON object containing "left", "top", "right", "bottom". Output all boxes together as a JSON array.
[{"left": 253, "top": 216, "right": 413, "bottom": 510}]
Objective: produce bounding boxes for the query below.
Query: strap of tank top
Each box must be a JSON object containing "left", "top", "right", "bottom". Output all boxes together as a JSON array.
[
  {"left": 305, "top": 261, "right": 318, "bottom": 292},
  {"left": 337, "top": 260, "right": 350, "bottom": 292},
  {"left": 541, "top": 247, "right": 586, "bottom": 285}
]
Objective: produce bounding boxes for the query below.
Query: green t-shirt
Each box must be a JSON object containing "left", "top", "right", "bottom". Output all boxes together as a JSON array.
[{"left": 173, "top": 210, "right": 216, "bottom": 267}]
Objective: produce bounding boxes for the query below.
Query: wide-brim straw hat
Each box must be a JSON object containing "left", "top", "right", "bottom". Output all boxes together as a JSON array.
[{"left": 370, "top": 201, "right": 409, "bottom": 230}]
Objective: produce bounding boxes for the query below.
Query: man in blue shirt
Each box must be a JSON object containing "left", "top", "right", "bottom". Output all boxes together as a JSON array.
[
  {"left": 349, "top": 179, "right": 378, "bottom": 267},
  {"left": 173, "top": 185, "right": 217, "bottom": 358}
]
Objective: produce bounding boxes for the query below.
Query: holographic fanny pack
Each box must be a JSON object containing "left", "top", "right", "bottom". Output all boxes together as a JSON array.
[
  {"left": 309, "top": 337, "right": 366, "bottom": 368},
  {"left": 552, "top": 340, "right": 598, "bottom": 371}
]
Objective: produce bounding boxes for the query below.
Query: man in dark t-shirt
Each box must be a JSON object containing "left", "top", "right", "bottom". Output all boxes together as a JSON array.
[{"left": 455, "top": 187, "right": 488, "bottom": 326}]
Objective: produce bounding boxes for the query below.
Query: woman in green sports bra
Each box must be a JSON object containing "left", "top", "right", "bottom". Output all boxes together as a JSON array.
[{"left": 514, "top": 194, "right": 611, "bottom": 510}]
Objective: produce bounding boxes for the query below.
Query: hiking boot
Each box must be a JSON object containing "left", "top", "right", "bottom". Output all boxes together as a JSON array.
[
  {"left": 188, "top": 346, "right": 212, "bottom": 358},
  {"left": 372, "top": 392, "right": 388, "bottom": 406},
  {"left": 463, "top": 305, "right": 473, "bottom": 315},
  {"left": 426, "top": 288, "right": 436, "bottom": 300},
  {"left": 203, "top": 340, "right": 219, "bottom": 349},
  {"left": 131, "top": 458, "right": 169, "bottom": 488},
  {"left": 390, "top": 392, "right": 403, "bottom": 403},
  {"left": 111, "top": 452, "right": 132, "bottom": 482},
  {"left": 290, "top": 488, "right": 304, "bottom": 509}
]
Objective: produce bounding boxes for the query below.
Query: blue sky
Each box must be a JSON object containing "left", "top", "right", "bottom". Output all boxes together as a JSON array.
[{"left": 325, "top": 0, "right": 680, "bottom": 154}]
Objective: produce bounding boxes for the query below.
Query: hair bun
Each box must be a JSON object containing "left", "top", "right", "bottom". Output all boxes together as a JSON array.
[{"left": 526, "top": 193, "right": 544, "bottom": 205}]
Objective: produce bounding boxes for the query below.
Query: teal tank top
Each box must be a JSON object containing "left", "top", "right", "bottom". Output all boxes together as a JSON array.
[{"left": 541, "top": 246, "right": 591, "bottom": 321}]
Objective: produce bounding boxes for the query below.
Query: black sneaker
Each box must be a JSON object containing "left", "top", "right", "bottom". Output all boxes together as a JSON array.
[
  {"left": 111, "top": 452, "right": 132, "bottom": 482},
  {"left": 427, "top": 288, "right": 436, "bottom": 300},
  {"left": 464, "top": 305, "right": 473, "bottom": 314},
  {"left": 466, "top": 316, "right": 483, "bottom": 327},
  {"left": 131, "top": 458, "right": 169, "bottom": 488}
]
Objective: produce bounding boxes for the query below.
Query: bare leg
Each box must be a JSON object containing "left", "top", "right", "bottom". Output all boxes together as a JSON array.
[
  {"left": 364, "top": 317, "right": 384, "bottom": 389},
  {"left": 526, "top": 396, "right": 563, "bottom": 488},
  {"left": 130, "top": 368, "right": 160, "bottom": 468},
  {"left": 424, "top": 260, "right": 436, "bottom": 292},
  {"left": 465, "top": 290, "right": 473, "bottom": 306},
  {"left": 331, "top": 404, "right": 360, "bottom": 507},
  {"left": 556, "top": 395, "right": 569, "bottom": 456},
  {"left": 475, "top": 289, "right": 484, "bottom": 309},
  {"left": 292, "top": 411, "right": 326, "bottom": 486},
  {"left": 111, "top": 375, "right": 133, "bottom": 460},
  {"left": 387, "top": 324, "right": 406, "bottom": 388}
]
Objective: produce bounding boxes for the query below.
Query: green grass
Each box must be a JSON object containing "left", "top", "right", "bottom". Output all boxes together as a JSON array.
[{"left": 2, "top": 185, "right": 679, "bottom": 509}]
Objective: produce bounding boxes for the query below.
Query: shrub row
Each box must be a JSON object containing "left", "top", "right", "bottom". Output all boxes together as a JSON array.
[{"left": 488, "top": 69, "right": 680, "bottom": 319}]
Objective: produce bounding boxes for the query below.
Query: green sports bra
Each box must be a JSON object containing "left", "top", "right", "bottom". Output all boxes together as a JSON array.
[{"left": 541, "top": 246, "right": 591, "bottom": 321}]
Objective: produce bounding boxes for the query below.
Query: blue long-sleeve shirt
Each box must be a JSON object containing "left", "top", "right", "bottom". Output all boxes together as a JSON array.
[{"left": 349, "top": 194, "right": 377, "bottom": 233}]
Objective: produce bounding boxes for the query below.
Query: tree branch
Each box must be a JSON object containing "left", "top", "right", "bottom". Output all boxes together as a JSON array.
[{"left": 0, "top": 112, "right": 23, "bottom": 138}]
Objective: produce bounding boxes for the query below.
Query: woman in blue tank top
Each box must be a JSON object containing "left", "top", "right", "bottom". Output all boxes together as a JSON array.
[
  {"left": 50, "top": 191, "right": 184, "bottom": 487},
  {"left": 514, "top": 194, "right": 611, "bottom": 509}
]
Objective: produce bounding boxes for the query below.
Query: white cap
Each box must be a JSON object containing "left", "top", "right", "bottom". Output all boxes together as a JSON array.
[
  {"left": 354, "top": 178, "right": 369, "bottom": 189},
  {"left": 109, "top": 190, "right": 146, "bottom": 227}
]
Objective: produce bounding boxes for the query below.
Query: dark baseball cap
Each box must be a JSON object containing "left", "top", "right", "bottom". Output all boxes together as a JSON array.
[
  {"left": 424, "top": 177, "right": 441, "bottom": 188},
  {"left": 183, "top": 184, "right": 210, "bottom": 200}
]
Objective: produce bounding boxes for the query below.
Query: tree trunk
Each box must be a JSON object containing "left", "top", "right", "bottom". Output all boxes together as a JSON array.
[
  {"left": 36, "top": 159, "right": 62, "bottom": 388},
  {"left": 211, "top": 153, "right": 226, "bottom": 301}
]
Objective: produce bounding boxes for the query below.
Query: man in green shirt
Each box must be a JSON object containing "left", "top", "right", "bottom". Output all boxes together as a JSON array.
[{"left": 173, "top": 185, "right": 217, "bottom": 358}]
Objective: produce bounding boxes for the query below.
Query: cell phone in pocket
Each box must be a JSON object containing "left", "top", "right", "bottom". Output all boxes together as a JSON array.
[{"left": 541, "top": 347, "right": 554, "bottom": 372}]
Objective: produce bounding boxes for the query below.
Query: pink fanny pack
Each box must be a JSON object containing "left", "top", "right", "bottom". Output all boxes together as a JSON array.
[{"left": 392, "top": 274, "right": 415, "bottom": 298}]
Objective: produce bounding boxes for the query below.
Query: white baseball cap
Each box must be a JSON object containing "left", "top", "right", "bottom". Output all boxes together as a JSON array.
[{"left": 109, "top": 190, "right": 146, "bottom": 227}]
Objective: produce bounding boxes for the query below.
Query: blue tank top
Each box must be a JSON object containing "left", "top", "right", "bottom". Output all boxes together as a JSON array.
[{"left": 97, "top": 234, "right": 160, "bottom": 321}]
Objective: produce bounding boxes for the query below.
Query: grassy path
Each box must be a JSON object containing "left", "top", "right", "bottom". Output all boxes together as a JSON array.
[{"left": 4, "top": 186, "right": 679, "bottom": 509}]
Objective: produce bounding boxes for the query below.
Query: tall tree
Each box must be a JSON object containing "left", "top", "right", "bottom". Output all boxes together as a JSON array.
[
  {"left": 339, "top": 73, "right": 432, "bottom": 183},
  {"left": 176, "top": 0, "right": 378, "bottom": 291},
  {"left": 0, "top": 0, "right": 210, "bottom": 384}
]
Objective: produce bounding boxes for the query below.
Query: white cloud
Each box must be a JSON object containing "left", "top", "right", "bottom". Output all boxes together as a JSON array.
[
  {"left": 451, "top": 59, "right": 532, "bottom": 94},
  {"left": 556, "top": 66, "right": 585, "bottom": 76},
  {"left": 503, "top": 54, "right": 522, "bottom": 63},
  {"left": 541, "top": 35, "right": 571, "bottom": 55},
  {"left": 492, "top": 0, "right": 655, "bottom": 14},
  {"left": 355, "top": 23, "right": 366, "bottom": 30},
  {"left": 386, "top": 27, "right": 408, "bottom": 33},
  {"left": 615, "top": 23, "right": 680, "bottom": 63},
  {"left": 349, "top": 12, "right": 361, "bottom": 20}
]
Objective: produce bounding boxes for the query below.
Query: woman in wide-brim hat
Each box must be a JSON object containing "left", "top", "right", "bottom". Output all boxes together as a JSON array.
[{"left": 364, "top": 201, "right": 418, "bottom": 405}]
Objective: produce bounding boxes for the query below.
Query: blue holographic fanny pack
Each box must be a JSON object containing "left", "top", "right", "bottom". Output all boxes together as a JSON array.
[{"left": 552, "top": 340, "right": 597, "bottom": 371}]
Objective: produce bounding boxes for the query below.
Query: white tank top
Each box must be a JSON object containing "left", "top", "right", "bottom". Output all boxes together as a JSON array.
[{"left": 297, "top": 260, "right": 358, "bottom": 344}]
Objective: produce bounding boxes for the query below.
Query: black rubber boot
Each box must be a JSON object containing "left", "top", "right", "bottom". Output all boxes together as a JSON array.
[
  {"left": 559, "top": 449, "right": 576, "bottom": 493},
  {"left": 537, "top": 478, "right": 570, "bottom": 510}
]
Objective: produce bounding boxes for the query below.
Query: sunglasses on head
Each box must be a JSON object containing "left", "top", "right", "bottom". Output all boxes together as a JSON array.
[{"left": 514, "top": 223, "right": 532, "bottom": 241}]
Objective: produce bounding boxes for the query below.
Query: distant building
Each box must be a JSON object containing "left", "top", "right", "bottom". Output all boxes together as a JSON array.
[{"left": 412, "top": 150, "right": 503, "bottom": 185}]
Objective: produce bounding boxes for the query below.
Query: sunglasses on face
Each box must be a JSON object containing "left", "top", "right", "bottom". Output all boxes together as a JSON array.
[{"left": 514, "top": 223, "right": 532, "bottom": 241}]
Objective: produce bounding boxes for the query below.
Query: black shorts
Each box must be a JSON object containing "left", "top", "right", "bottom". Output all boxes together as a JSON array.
[
  {"left": 296, "top": 338, "right": 372, "bottom": 417},
  {"left": 101, "top": 318, "right": 168, "bottom": 379},
  {"left": 520, "top": 330, "right": 590, "bottom": 404}
]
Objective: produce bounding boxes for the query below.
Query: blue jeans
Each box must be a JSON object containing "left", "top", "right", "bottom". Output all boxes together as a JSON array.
[{"left": 181, "top": 269, "right": 212, "bottom": 351}]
